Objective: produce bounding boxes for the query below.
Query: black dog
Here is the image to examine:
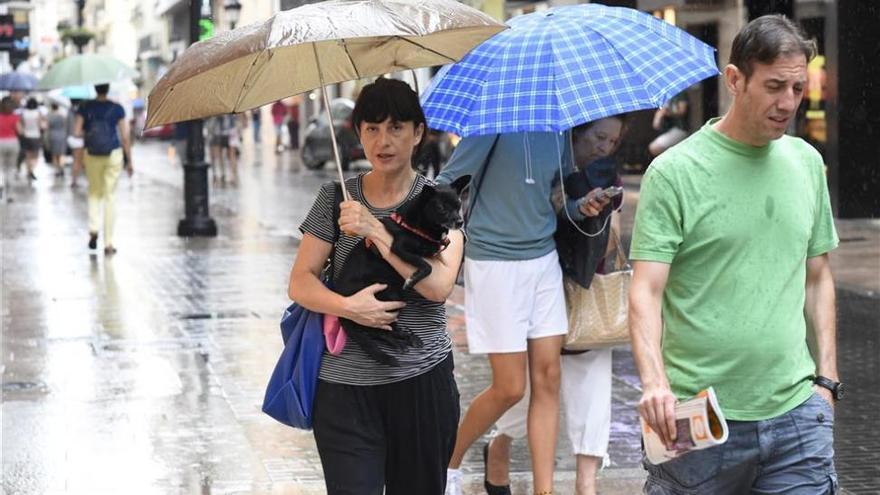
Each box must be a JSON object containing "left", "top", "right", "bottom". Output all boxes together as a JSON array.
[{"left": 334, "top": 178, "right": 468, "bottom": 366}]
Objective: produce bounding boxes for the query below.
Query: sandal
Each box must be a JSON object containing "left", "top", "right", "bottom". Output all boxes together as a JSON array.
[{"left": 483, "top": 442, "right": 511, "bottom": 495}]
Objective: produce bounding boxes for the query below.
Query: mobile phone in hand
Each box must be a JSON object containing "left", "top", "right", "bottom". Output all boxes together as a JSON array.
[
  {"left": 582, "top": 186, "right": 624, "bottom": 204},
  {"left": 577, "top": 188, "right": 615, "bottom": 213},
  {"left": 600, "top": 186, "right": 624, "bottom": 199}
]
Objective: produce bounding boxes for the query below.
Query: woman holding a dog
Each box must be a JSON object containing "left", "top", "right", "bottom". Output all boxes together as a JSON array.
[{"left": 288, "top": 78, "right": 464, "bottom": 495}]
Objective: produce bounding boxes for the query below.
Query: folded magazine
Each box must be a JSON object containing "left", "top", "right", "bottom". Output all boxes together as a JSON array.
[{"left": 642, "top": 387, "right": 729, "bottom": 464}]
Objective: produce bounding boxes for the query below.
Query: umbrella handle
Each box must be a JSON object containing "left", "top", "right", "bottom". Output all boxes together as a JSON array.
[{"left": 313, "top": 43, "right": 350, "bottom": 202}]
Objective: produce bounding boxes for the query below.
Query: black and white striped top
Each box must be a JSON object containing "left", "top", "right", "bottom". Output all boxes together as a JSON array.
[{"left": 298, "top": 174, "right": 452, "bottom": 386}]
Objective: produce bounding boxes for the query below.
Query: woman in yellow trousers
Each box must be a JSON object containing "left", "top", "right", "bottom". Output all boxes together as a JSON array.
[{"left": 73, "top": 84, "right": 133, "bottom": 255}]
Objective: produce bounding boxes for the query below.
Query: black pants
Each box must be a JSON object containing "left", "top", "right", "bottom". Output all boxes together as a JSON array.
[
  {"left": 287, "top": 120, "right": 299, "bottom": 150},
  {"left": 313, "top": 353, "right": 460, "bottom": 495}
]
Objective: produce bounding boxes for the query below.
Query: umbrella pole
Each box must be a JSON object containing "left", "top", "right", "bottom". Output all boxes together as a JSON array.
[
  {"left": 410, "top": 69, "right": 419, "bottom": 95},
  {"left": 313, "top": 44, "right": 350, "bottom": 201}
]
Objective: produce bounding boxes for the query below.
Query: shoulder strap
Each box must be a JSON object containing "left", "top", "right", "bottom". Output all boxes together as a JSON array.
[
  {"left": 331, "top": 181, "right": 343, "bottom": 241},
  {"left": 463, "top": 135, "right": 500, "bottom": 229},
  {"left": 326, "top": 181, "right": 344, "bottom": 279}
]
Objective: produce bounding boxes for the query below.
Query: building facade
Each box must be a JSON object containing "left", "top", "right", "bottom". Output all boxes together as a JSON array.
[
  {"left": 39, "top": 0, "right": 874, "bottom": 218},
  {"left": 635, "top": 0, "right": 879, "bottom": 217}
]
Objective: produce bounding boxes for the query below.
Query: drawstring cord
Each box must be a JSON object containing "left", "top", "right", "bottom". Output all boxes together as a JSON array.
[{"left": 523, "top": 133, "right": 536, "bottom": 184}]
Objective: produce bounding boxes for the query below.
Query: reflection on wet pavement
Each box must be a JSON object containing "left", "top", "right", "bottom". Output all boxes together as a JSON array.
[
  {"left": 2, "top": 143, "right": 332, "bottom": 494},
  {"left": 2, "top": 140, "right": 876, "bottom": 494}
]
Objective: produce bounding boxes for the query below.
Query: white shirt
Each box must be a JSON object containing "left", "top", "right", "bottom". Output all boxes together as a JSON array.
[{"left": 20, "top": 109, "right": 42, "bottom": 139}]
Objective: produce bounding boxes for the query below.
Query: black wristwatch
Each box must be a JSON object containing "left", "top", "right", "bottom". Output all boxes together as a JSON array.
[{"left": 813, "top": 375, "right": 844, "bottom": 401}]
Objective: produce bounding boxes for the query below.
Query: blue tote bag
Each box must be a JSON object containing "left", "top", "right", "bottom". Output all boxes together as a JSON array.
[
  {"left": 262, "top": 182, "right": 342, "bottom": 429},
  {"left": 262, "top": 302, "right": 325, "bottom": 429}
]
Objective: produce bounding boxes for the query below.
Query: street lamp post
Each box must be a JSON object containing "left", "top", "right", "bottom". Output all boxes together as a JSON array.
[
  {"left": 178, "top": 0, "right": 217, "bottom": 237},
  {"left": 76, "top": 0, "right": 86, "bottom": 53},
  {"left": 76, "top": 0, "right": 85, "bottom": 28},
  {"left": 224, "top": 0, "right": 242, "bottom": 30}
]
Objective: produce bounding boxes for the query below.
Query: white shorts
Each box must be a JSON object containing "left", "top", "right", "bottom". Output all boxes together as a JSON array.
[
  {"left": 464, "top": 250, "right": 568, "bottom": 354},
  {"left": 650, "top": 127, "right": 688, "bottom": 153},
  {"left": 495, "top": 348, "right": 613, "bottom": 459}
]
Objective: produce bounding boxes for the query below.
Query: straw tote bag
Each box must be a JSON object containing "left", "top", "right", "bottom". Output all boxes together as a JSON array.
[{"left": 563, "top": 229, "right": 631, "bottom": 350}]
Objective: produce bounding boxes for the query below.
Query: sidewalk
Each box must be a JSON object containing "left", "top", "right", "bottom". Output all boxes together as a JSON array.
[
  {"left": 0, "top": 142, "right": 646, "bottom": 494},
  {"left": 1, "top": 140, "right": 876, "bottom": 494}
]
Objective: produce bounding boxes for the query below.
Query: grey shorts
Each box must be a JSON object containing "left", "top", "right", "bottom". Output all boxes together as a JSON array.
[
  {"left": 22, "top": 137, "right": 42, "bottom": 153},
  {"left": 644, "top": 392, "right": 838, "bottom": 494},
  {"left": 210, "top": 135, "right": 230, "bottom": 148}
]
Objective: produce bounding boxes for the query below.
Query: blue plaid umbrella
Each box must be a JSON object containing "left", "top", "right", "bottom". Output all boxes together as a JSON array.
[
  {"left": 421, "top": 4, "right": 718, "bottom": 137},
  {"left": 0, "top": 71, "right": 39, "bottom": 91}
]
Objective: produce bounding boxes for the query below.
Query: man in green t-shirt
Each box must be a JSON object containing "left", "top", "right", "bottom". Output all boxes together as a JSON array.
[{"left": 630, "top": 15, "right": 841, "bottom": 493}]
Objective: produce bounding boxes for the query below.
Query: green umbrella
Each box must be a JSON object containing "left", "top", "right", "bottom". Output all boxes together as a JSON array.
[{"left": 37, "top": 54, "right": 138, "bottom": 90}]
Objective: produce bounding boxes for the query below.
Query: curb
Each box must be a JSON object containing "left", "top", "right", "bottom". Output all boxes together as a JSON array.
[{"left": 458, "top": 468, "right": 646, "bottom": 495}]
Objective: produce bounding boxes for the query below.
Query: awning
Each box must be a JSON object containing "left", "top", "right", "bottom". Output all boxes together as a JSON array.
[{"left": 156, "top": 0, "right": 188, "bottom": 16}]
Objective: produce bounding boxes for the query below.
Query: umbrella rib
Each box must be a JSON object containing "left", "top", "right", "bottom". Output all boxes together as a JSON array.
[
  {"left": 230, "top": 52, "right": 265, "bottom": 113},
  {"left": 576, "top": 22, "right": 683, "bottom": 106},
  {"left": 341, "top": 41, "right": 362, "bottom": 80},
  {"left": 394, "top": 36, "right": 457, "bottom": 65}
]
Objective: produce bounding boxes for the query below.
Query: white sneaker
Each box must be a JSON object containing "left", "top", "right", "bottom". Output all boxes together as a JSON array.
[{"left": 444, "top": 468, "right": 463, "bottom": 495}]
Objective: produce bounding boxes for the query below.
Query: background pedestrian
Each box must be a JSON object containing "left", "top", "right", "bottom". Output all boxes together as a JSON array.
[
  {"left": 74, "top": 83, "right": 133, "bottom": 255},
  {"left": 206, "top": 114, "right": 238, "bottom": 185},
  {"left": 250, "top": 108, "right": 262, "bottom": 144},
  {"left": 0, "top": 96, "right": 23, "bottom": 198},
  {"left": 46, "top": 103, "right": 68, "bottom": 176},
  {"left": 286, "top": 98, "right": 300, "bottom": 151},
  {"left": 648, "top": 91, "right": 689, "bottom": 157},
  {"left": 20, "top": 97, "right": 45, "bottom": 182},
  {"left": 271, "top": 100, "right": 286, "bottom": 153},
  {"left": 68, "top": 98, "right": 85, "bottom": 187}
]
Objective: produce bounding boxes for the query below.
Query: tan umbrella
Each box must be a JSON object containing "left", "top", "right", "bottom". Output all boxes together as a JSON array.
[{"left": 145, "top": 0, "right": 505, "bottom": 195}]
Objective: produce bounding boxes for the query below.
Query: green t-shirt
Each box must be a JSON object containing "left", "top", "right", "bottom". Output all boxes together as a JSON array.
[{"left": 630, "top": 119, "right": 839, "bottom": 421}]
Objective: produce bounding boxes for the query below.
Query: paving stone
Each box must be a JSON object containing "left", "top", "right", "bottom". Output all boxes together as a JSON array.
[{"left": 1, "top": 141, "right": 876, "bottom": 494}]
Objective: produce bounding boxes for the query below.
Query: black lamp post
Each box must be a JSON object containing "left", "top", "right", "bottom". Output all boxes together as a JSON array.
[
  {"left": 75, "top": 0, "right": 86, "bottom": 53},
  {"left": 76, "top": 0, "right": 85, "bottom": 27},
  {"left": 178, "top": 0, "right": 217, "bottom": 237},
  {"left": 224, "top": 0, "right": 242, "bottom": 30}
]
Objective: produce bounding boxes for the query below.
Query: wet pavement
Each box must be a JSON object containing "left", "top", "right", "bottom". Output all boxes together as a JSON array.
[{"left": 1, "top": 138, "right": 877, "bottom": 494}]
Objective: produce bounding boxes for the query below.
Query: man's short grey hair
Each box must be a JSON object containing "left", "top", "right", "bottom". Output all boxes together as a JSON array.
[{"left": 729, "top": 14, "right": 816, "bottom": 79}]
